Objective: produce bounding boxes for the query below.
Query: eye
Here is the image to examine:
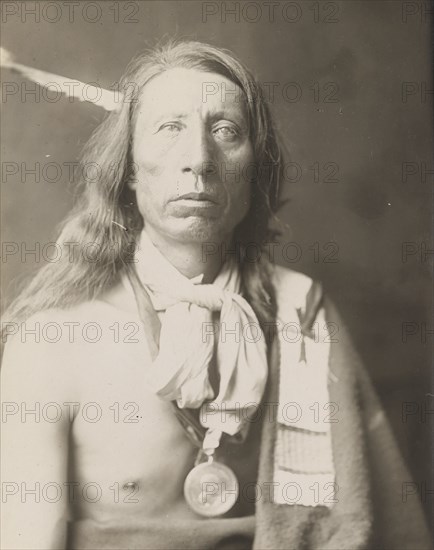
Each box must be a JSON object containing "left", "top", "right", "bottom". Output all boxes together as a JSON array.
[
  {"left": 157, "top": 122, "right": 182, "bottom": 135},
  {"left": 213, "top": 125, "right": 239, "bottom": 142}
]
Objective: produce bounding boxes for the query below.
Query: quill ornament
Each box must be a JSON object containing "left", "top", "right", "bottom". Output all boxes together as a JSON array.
[{"left": 1, "top": 47, "right": 122, "bottom": 112}]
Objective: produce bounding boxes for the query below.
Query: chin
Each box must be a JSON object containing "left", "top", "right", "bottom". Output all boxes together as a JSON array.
[{"left": 167, "top": 217, "right": 230, "bottom": 244}]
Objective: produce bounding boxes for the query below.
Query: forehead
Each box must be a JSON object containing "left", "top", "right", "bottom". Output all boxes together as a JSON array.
[{"left": 134, "top": 67, "right": 248, "bottom": 122}]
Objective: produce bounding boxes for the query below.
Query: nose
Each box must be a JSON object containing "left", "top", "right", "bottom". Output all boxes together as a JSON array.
[{"left": 181, "top": 125, "right": 216, "bottom": 180}]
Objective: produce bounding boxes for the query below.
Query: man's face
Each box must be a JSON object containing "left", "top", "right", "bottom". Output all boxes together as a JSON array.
[{"left": 130, "top": 68, "right": 254, "bottom": 244}]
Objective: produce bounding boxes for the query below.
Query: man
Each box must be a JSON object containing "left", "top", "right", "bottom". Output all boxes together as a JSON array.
[{"left": 1, "top": 40, "right": 431, "bottom": 550}]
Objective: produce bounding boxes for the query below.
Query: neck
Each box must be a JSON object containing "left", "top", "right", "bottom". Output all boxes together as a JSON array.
[{"left": 143, "top": 227, "right": 232, "bottom": 283}]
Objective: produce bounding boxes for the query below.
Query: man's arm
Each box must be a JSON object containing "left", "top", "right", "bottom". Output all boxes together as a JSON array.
[{"left": 1, "top": 319, "right": 72, "bottom": 550}]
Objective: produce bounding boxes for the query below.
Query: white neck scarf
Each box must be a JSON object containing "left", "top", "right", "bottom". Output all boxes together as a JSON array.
[{"left": 133, "top": 229, "right": 268, "bottom": 449}]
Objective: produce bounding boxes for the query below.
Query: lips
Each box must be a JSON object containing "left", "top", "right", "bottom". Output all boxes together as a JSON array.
[
  {"left": 173, "top": 192, "right": 218, "bottom": 203},
  {"left": 169, "top": 191, "right": 221, "bottom": 217}
]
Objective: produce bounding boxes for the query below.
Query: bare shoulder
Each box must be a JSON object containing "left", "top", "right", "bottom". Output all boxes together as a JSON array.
[
  {"left": 1, "top": 300, "right": 136, "bottom": 407},
  {"left": 2, "top": 308, "right": 74, "bottom": 407}
]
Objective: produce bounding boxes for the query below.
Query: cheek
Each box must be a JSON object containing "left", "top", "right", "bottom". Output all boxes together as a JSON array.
[
  {"left": 222, "top": 146, "right": 254, "bottom": 204},
  {"left": 226, "top": 177, "right": 251, "bottom": 206},
  {"left": 237, "top": 182, "right": 252, "bottom": 220},
  {"left": 132, "top": 125, "right": 176, "bottom": 179},
  {"left": 220, "top": 174, "right": 252, "bottom": 231},
  {"left": 132, "top": 144, "right": 168, "bottom": 204},
  {"left": 134, "top": 179, "right": 163, "bottom": 222},
  {"left": 134, "top": 147, "right": 165, "bottom": 180}
]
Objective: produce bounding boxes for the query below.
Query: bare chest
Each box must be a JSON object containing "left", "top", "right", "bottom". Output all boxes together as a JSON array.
[{"left": 68, "top": 343, "right": 261, "bottom": 522}]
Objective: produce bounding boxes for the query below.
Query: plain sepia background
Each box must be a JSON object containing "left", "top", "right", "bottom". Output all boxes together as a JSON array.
[{"left": 1, "top": 0, "right": 432, "bottom": 523}]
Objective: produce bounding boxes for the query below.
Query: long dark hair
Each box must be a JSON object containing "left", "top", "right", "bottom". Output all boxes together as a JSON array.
[{"left": 2, "top": 40, "right": 284, "bottom": 338}]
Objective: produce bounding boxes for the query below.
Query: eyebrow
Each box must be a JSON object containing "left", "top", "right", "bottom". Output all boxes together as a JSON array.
[
  {"left": 148, "top": 112, "right": 188, "bottom": 125},
  {"left": 207, "top": 109, "right": 247, "bottom": 123}
]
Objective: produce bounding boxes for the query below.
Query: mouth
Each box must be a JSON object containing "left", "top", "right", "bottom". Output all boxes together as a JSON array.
[
  {"left": 173, "top": 192, "right": 218, "bottom": 204},
  {"left": 169, "top": 192, "right": 221, "bottom": 216}
]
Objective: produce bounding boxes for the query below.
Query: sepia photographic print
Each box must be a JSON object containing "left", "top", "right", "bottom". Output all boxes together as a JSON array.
[{"left": 1, "top": 1, "right": 432, "bottom": 549}]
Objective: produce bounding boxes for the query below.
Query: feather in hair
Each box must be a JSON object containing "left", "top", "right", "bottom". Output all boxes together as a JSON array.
[{"left": 1, "top": 47, "right": 122, "bottom": 112}]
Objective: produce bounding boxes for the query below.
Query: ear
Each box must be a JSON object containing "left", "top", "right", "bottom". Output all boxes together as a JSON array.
[
  {"left": 127, "top": 178, "right": 137, "bottom": 191},
  {"left": 126, "top": 162, "right": 139, "bottom": 190}
]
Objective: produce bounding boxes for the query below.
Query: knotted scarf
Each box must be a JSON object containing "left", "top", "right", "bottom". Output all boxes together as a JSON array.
[{"left": 130, "top": 229, "right": 268, "bottom": 448}]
